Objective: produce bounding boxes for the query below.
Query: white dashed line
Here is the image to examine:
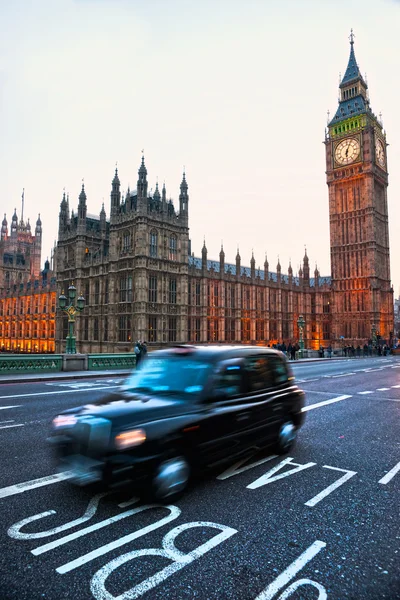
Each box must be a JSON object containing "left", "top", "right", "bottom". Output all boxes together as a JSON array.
[
  {"left": 377, "top": 388, "right": 390, "bottom": 391},
  {"left": 391, "top": 385, "right": 400, "bottom": 389},
  {"left": 0, "top": 471, "right": 73, "bottom": 499},
  {"left": 358, "top": 391, "right": 373, "bottom": 395},
  {"left": 302, "top": 395, "right": 352, "bottom": 412},
  {"left": 379, "top": 461, "right": 400, "bottom": 485},
  {"left": 0, "top": 423, "right": 24, "bottom": 430}
]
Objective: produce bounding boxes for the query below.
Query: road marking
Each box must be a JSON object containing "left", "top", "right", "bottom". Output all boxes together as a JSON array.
[
  {"left": 377, "top": 388, "right": 390, "bottom": 391},
  {"left": 305, "top": 466, "right": 357, "bottom": 507},
  {"left": 379, "top": 461, "right": 400, "bottom": 485},
  {"left": 0, "top": 471, "right": 73, "bottom": 499},
  {"left": 0, "top": 423, "right": 24, "bottom": 430},
  {"left": 0, "top": 405, "right": 22, "bottom": 410},
  {"left": 392, "top": 385, "right": 400, "bottom": 389},
  {"left": 254, "top": 540, "right": 327, "bottom": 600},
  {"left": 302, "top": 395, "right": 352, "bottom": 412},
  {"left": 247, "top": 457, "right": 316, "bottom": 490},
  {"left": 0, "top": 386, "right": 119, "bottom": 400},
  {"left": 358, "top": 391, "right": 373, "bottom": 395},
  {"left": 0, "top": 420, "right": 14, "bottom": 424},
  {"left": 332, "top": 373, "right": 355, "bottom": 378},
  {"left": 57, "top": 505, "right": 181, "bottom": 574}
]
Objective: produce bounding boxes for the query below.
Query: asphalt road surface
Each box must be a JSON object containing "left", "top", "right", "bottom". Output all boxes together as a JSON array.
[{"left": 0, "top": 357, "right": 399, "bottom": 599}]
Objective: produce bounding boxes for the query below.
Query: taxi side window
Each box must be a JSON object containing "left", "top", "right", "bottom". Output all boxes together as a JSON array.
[
  {"left": 270, "top": 356, "right": 288, "bottom": 384},
  {"left": 215, "top": 365, "right": 242, "bottom": 399},
  {"left": 245, "top": 356, "right": 274, "bottom": 392}
]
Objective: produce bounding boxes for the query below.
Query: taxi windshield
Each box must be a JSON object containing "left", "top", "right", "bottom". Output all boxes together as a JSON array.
[{"left": 123, "top": 355, "right": 212, "bottom": 399}]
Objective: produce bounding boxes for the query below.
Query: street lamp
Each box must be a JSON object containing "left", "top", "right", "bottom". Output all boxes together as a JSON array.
[
  {"left": 58, "top": 284, "right": 85, "bottom": 354},
  {"left": 297, "top": 314, "right": 305, "bottom": 358}
]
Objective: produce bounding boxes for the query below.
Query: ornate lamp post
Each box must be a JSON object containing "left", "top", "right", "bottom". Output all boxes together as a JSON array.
[
  {"left": 58, "top": 284, "right": 85, "bottom": 354},
  {"left": 297, "top": 314, "right": 305, "bottom": 358}
]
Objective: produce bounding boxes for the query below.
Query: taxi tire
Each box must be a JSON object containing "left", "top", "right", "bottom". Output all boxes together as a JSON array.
[
  {"left": 275, "top": 418, "right": 297, "bottom": 455},
  {"left": 151, "top": 454, "right": 191, "bottom": 503}
]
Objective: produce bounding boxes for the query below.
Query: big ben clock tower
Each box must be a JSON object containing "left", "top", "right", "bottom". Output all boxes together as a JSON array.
[{"left": 325, "top": 31, "right": 394, "bottom": 346}]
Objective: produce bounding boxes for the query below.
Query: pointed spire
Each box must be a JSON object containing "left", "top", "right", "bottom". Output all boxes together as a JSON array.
[
  {"left": 79, "top": 182, "right": 87, "bottom": 203},
  {"left": 113, "top": 166, "right": 120, "bottom": 185},
  {"left": 288, "top": 260, "right": 293, "bottom": 276},
  {"left": 303, "top": 247, "right": 309, "bottom": 265},
  {"left": 162, "top": 181, "right": 167, "bottom": 202},
  {"left": 153, "top": 181, "right": 161, "bottom": 200},
  {"left": 276, "top": 256, "right": 281, "bottom": 272},
  {"left": 340, "top": 30, "right": 367, "bottom": 88}
]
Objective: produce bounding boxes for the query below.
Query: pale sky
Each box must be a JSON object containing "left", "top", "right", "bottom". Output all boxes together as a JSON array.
[{"left": 1, "top": 0, "right": 399, "bottom": 294}]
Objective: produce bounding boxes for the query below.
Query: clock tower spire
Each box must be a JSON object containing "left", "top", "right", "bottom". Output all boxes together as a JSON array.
[{"left": 325, "top": 32, "right": 393, "bottom": 347}]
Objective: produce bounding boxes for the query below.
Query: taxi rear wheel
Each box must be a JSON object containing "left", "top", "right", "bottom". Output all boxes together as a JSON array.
[
  {"left": 275, "top": 418, "right": 297, "bottom": 454},
  {"left": 151, "top": 454, "right": 191, "bottom": 502}
]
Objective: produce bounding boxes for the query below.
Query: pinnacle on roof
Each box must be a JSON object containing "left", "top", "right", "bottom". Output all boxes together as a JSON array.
[
  {"left": 2, "top": 214, "right": 7, "bottom": 227},
  {"left": 138, "top": 154, "right": 147, "bottom": 177},
  {"left": 180, "top": 170, "right": 188, "bottom": 191},
  {"left": 340, "top": 30, "right": 367, "bottom": 89},
  {"left": 12, "top": 208, "right": 18, "bottom": 221},
  {"left": 112, "top": 167, "right": 120, "bottom": 185},
  {"left": 79, "top": 183, "right": 87, "bottom": 203},
  {"left": 153, "top": 181, "right": 161, "bottom": 200}
]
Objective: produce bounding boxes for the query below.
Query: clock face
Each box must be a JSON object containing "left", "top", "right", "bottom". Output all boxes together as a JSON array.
[
  {"left": 335, "top": 138, "right": 361, "bottom": 165},
  {"left": 375, "top": 139, "right": 385, "bottom": 168}
]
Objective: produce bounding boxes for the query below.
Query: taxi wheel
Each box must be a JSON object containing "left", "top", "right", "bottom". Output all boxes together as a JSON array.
[
  {"left": 151, "top": 455, "right": 190, "bottom": 503},
  {"left": 275, "top": 419, "right": 297, "bottom": 454}
]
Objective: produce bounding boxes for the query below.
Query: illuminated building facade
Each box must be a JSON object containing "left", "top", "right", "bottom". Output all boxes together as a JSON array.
[
  {"left": 55, "top": 157, "right": 332, "bottom": 353},
  {"left": 0, "top": 269, "right": 57, "bottom": 353}
]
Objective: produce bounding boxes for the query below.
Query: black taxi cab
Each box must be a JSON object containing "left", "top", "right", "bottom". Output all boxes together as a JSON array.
[{"left": 49, "top": 345, "right": 305, "bottom": 501}]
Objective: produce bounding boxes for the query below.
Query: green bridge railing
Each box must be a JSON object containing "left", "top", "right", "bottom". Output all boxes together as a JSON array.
[
  {"left": 87, "top": 354, "right": 136, "bottom": 371},
  {"left": 0, "top": 355, "right": 63, "bottom": 374},
  {"left": 0, "top": 353, "right": 136, "bottom": 374}
]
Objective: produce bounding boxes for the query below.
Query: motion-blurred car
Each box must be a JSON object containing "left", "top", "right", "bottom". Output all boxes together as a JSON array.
[{"left": 48, "top": 345, "right": 305, "bottom": 501}]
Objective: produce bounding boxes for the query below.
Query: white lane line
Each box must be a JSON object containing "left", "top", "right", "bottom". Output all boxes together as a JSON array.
[
  {"left": 358, "top": 391, "right": 373, "bottom": 395},
  {"left": 0, "top": 386, "right": 120, "bottom": 400},
  {"left": 0, "top": 423, "right": 24, "bottom": 430},
  {"left": 0, "top": 420, "right": 14, "bottom": 424},
  {"left": 391, "top": 385, "right": 400, "bottom": 389},
  {"left": 0, "top": 471, "right": 73, "bottom": 499},
  {"left": 255, "top": 540, "right": 327, "bottom": 600},
  {"left": 305, "top": 466, "right": 357, "bottom": 507},
  {"left": 379, "top": 462, "right": 400, "bottom": 485},
  {"left": 0, "top": 405, "right": 22, "bottom": 410},
  {"left": 332, "top": 373, "right": 356, "bottom": 378},
  {"left": 302, "top": 395, "right": 352, "bottom": 412},
  {"left": 377, "top": 388, "right": 390, "bottom": 391}
]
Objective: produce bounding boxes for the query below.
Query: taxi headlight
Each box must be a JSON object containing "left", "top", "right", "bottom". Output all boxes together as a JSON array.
[
  {"left": 52, "top": 415, "right": 77, "bottom": 428},
  {"left": 115, "top": 429, "right": 146, "bottom": 450}
]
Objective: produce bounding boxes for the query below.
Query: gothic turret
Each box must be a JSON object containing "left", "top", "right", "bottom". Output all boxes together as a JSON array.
[
  {"left": 314, "top": 264, "right": 320, "bottom": 287},
  {"left": 179, "top": 171, "right": 189, "bottom": 218},
  {"left": 219, "top": 244, "right": 225, "bottom": 275},
  {"left": 137, "top": 155, "right": 148, "bottom": 200},
  {"left": 264, "top": 254, "right": 269, "bottom": 282},
  {"left": 59, "top": 191, "right": 69, "bottom": 234},
  {"left": 276, "top": 257, "right": 281, "bottom": 283},
  {"left": 11, "top": 209, "right": 18, "bottom": 237},
  {"left": 236, "top": 247, "right": 241, "bottom": 276},
  {"left": 78, "top": 183, "right": 87, "bottom": 221},
  {"left": 110, "top": 167, "right": 121, "bottom": 216},
  {"left": 201, "top": 239, "right": 207, "bottom": 270},
  {"left": 303, "top": 248, "right": 309, "bottom": 281},
  {"left": 100, "top": 203, "right": 106, "bottom": 232},
  {"left": 1, "top": 214, "right": 8, "bottom": 241},
  {"left": 250, "top": 252, "right": 255, "bottom": 279},
  {"left": 153, "top": 182, "right": 161, "bottom": 202},
  {"left": 288, "top": 260, "right": 293, "bottom": 285}
]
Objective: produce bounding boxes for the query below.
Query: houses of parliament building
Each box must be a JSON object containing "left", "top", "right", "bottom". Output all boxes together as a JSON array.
[{"left": 0, "top": 35, "right": 394, "bottom": 353}]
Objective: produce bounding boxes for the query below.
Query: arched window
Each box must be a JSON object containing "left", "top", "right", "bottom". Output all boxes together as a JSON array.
[
  {"left": 150, "top": 230, "right": 158, "bottom": 258},
  {"left": 169, "top": 235, "right": 177, "bottom": 261}
]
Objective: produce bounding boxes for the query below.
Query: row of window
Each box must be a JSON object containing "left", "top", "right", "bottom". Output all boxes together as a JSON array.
[
  {"left": 0, "top": 298, "right": 55, "bottom": 315},
  {"left": 0, "top": 322, "right": 55, "bottom": 338}
]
